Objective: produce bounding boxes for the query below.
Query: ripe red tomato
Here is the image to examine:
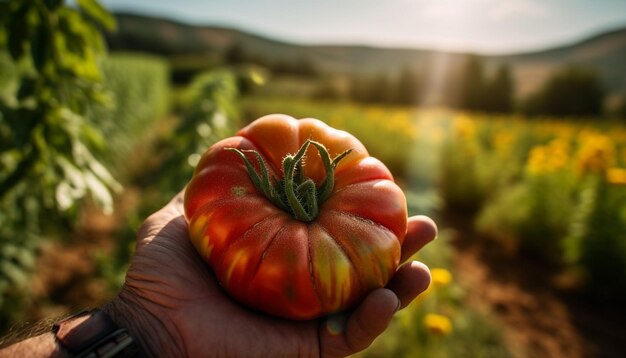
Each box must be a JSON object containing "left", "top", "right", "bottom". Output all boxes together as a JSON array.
[{"left": 184, "top": 114, "right": 407, "bottom": 320}]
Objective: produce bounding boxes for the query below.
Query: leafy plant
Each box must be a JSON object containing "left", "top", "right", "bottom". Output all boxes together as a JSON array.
[
  {"left": 88, "top": 53, "right": 170, "bottom": 177},
  {"left": 565, "top": 175, "right": 626, "bottom": 301},
  {"left": 155, "top": 69, "right": 240, "bottom": 201},
  {"left": 0, "top": 0, "right": 118, "bottom": 324}
]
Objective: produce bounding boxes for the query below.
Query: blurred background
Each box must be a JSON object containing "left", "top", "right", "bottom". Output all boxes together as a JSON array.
[{"left": 1, "top": 0, "right": 626, "bottom": 356}]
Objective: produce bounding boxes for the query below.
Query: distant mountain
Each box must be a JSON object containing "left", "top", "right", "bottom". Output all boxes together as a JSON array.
[
  {"left": 106, "top": 13, "right": 626, "bottom": 100},
  {"left": 490, "top": 27, "right": 626, "bottom": 98}
]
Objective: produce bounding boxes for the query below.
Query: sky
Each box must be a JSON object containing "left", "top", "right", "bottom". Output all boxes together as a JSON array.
[{"left": 98, "top": 0, "right": 626, "bottom": 54}]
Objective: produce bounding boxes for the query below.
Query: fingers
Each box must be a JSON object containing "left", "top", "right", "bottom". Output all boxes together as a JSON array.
[
  {"left": 319, "top": 261, "right": 431, "bottom": 357},
  {"left": 385, "top": 261, "right": 431, "bottom": 309},
  {"left": 320, "top": 289, "right": 399, "bottom": 357},
  {"left": 401, "top": 215, "right": 438, "bottom": 263}
]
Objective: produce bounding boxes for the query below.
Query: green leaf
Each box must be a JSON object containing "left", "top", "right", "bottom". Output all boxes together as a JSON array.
[
  {"left": 17, "top": 77, "right": 37, "bottom": 101},
  {"left": 0, "top": 3, "right": 10, "bottom": 46},
  {"left": 6, "top": 107, "right": 39, "bottom": 147},
  {"left": 84, "top": 170, "right": 114, "bottom": 214},
  {"left": 0, "top": 260, "right": 29, "bottom": 287},
  {"left": 81, "top": 16, "right": 106, "bottom": 54},
  {"left": 7, "top": 3, "right": 32, "bottom": 60},
  {"left": 44, "top": 0, "right": 64, "bottom": 11},
  {"left": 31, "top": 22, "right": 52, "bottom": 73},
  {"left": 87, "top": 159, "right": 122, "bottom": 193},
  {"left": 76, "top": 0, "right": 116, "bottom": 31},
  {"left": 57, "top": 10, "right": 88, "bottom": 58}
]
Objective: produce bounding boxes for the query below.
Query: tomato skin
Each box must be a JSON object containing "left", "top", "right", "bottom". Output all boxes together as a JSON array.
[{"left": 184, "top": 114, "right": 407, "bottom": 320}]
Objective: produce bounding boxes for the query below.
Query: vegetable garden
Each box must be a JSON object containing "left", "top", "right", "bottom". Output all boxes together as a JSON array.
[{"left": 1, "top": 1, "right": 626, "bottom": 357}]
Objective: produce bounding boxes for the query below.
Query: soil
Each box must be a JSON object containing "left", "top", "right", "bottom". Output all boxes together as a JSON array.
[
  {"left": 445, "top": 213, "right": 626, "bottom": 358},
  {"left": 25, "top": 189, "right": 141, "bottom": 324}
]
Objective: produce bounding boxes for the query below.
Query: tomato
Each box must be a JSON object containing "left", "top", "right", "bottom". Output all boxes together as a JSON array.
[{"left": 184, "top": 114, "right": 407, "bottom": 320}]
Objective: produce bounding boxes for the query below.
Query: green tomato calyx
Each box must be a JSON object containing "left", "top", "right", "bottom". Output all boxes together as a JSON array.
[{"left": 227, "top": 140, "right": 352, "bottom": 222}]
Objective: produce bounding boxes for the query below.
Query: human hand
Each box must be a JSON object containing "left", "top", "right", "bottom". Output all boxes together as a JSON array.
[{"left": 104, "top": 191, "right": 436, "bottom": 357}]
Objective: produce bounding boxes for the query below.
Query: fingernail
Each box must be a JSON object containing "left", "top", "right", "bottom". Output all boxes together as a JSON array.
[
  {"left": 395, "top": 297, "right": 402, "bottom": 312},
  {"left": 325, "top": 314, "right": 346, "bottom": 336}
]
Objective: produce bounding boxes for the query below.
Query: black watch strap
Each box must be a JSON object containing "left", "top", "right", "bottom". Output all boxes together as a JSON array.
[{"left": 52, "top": 309, "right": 143, "bottom": 358}]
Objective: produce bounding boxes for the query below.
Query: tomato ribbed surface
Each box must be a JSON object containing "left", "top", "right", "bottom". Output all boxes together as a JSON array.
[{"left": 184, "top": 114, "right": 407, "bottom": 319}]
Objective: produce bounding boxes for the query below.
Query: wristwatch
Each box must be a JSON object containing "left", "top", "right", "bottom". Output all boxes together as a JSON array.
[{"left": 52, "top": 309, "right": 143, "bottom": 357}]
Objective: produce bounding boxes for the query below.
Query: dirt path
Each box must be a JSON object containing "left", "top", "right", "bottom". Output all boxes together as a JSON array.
[
  {"left": 446, "top": 218, "right": 626, "bottom": 358},
  {"left": 28, "top": 189, "right": 141, "bottom": 322}
]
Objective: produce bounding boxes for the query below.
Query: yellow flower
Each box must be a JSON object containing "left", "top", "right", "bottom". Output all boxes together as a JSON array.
[
  {"left": 575, "top": 132, "right": 615, "bottom": 175},
  {"left": 493, "top": 131, "right": 515, "bottom": 157},
  {"left": 607, "top": 168, "right": 626, "bottom": 186},
  {"left": 526, "top": 146, "right": 548, "bottom": 175},
  {"left": 526, "top": 138, "right": 571, "bottom": 175},
  {"left": 453, "top": 114, "right": 476, "bottom": 139},
  {"left": 424, "top": 313, "right": 453, "bottom": 336},
  {"left": 431, "top": 268, "right": 452, "bottom": 288}
]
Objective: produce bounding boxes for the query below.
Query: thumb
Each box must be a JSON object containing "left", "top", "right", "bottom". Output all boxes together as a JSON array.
[{"left": 319, "top": 288, "right": 399, "bottom": 357}]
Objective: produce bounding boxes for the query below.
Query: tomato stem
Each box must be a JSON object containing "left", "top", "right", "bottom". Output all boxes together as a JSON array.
[
  {"left": 226, "top": 148, "right": 288, "bottom": 211},
  {"left": 227, "top": 140, "right": 352, "bottom": 222}
]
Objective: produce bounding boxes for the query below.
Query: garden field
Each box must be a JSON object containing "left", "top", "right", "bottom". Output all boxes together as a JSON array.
[
  {"left": 3, "top": 50, "right": 626, "bottom": 356},
  {"left": 243, "top": 97, "right": 626, "bottom": 357}
]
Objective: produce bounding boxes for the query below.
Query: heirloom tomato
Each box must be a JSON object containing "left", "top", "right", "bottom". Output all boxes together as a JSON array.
[{"left": 184, "top": 114, "right": 407, "bottom": 320}]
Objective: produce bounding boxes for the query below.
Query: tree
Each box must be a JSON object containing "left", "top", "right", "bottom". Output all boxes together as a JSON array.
[
  {"left": 485, "top": 64, "right": 514, "bottom": 113},
  {"left": 457, "top": 56, "right": 514, "bottom": 113},
  {"left": 224, "top": 43, "right": 247, "bottom": 64},
  {"left": 350, "top": 73, "right": 393, "bottom": 104},
  {"left": 392, "top": 66, "right": 421, "bottom": 105},
  {"left": 459, "top": 54, "right": 487, "bottom": 110},
  {"left": 524, "top": 65, "right": 605, "bottom": 117}
]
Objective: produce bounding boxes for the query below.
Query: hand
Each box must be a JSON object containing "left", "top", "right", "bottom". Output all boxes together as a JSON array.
[{"left": 104, "top": 191, "right": 436, "bottom": 357}]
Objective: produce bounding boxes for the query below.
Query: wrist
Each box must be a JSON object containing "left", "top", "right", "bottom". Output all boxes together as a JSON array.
[
  {"left": 52, "top": 308, "right": 141, "bottom": 357},
  {"left": 102, "top": 290, "right": 182, "bottom": 357},
  {"left": 0, "top": 332, "right": 65, "bottom": 358}
]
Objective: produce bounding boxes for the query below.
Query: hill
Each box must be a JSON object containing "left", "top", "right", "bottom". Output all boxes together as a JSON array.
[
  {"left": 490, "top": 27, "right": 626, "bottom": 98},
  {"left": 106, "top": 13, "right": 626, "bottom": 100}
]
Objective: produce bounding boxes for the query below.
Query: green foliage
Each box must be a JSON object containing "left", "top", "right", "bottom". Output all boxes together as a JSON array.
[
  {"left": 243, "top": 97, "right": 416, "bottom": 177},
  {"left": 478, "top": 174, "right": 576, "bottom": 261},
  {"left": 393, "top": 66, "right": 421, "bottom": 105},
  {"left": 64, "top": 53, "right": 171, "bottom": 297},
  {"left": 435, "top": 111, "right": 626, "bottom": 302},
  {"left": 87, "top": 53, "right": 170, "bottom": 177},
  {"left": 76, "top": 0, "right": 116, "bottom": 32},
  {"left": 523, "top": 65, "right": 605, "bottom": 117},
  {"left": 439, "top": 139, "right": 488, "bottom": 213},
  {"left": 177, "top": 70, "right": 240, "bottom": 155},
  {"left": 155, "top": 70, "right": 240, "bottom": 201},
  {"left": 349, "top": 67, "right": 421, "bottom": 105},
  {"left": 437, "top": 115, "right": 520, "bottom": 213},
  {"left": 485, "top": 64, "right": 514, "bottom": 113},
  {"left": 92, "top": 67, "right": 242, "bottom": 296},
  {"left": 0, "top": 0, "right": 118, "bottom": 324},
  {"left": 565, "top": 176, "right": 626, "bottom": 301},
  {"left": 350, "top": 72, "right": 394, "bottom": 104},
  {"left": 1, "top": 0, "right": 120, "bottom": 210},
  {"left": 459, "top": 55, "right": 486, "bottom": 111},
  {"left": 358, "top": 231, "right": 511, "bottom": 358},
  {"left": 458, "top": 56, "right": 514, "bottom": 113}
]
